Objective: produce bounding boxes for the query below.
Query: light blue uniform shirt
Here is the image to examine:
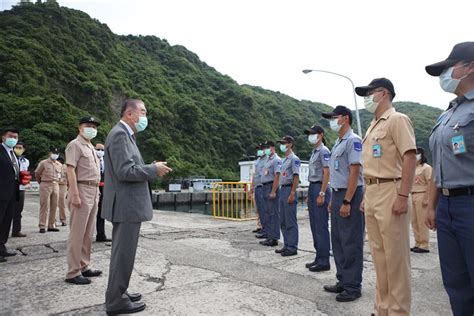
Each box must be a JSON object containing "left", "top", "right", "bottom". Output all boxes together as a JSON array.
[
  {"left": 253, "top": 156, "right": 267, "bottom": 186},
  {"left": 261, "top": 153, "right": 281, "bottom": 184},
  {"left": 308, "top": 144, "right": 331, "bottom": 183},
  {"left": 279, "top": 152, "right": 301, "bottom": 186},
  {"left": 329, "top": 129, "right": 364, "bottom": 189},
  {"left": 429, "top": 90, "right": 474, "bottom": 189}
]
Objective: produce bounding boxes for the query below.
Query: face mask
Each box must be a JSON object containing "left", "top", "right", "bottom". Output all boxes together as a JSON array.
[
  {"left": 14, "top": 148, "right": 24, "bottom": 156},
  {"left": 50, "top": 154, "right": 59, "bottom": 160},
  {"left": 416, "top": 154, "right": 421, "bottom": 161},
  {"left": 264, "top": 148, "right": 271, "bottom": 156},
  {"left": 135, "top": 116, "right": 148, "bottom": 132},
  {"left": 82, "top": 127, "right": 97, "bottom": 140},
  {"left": 279, "top": 144, "right": 288, "bottom": 152},
  {"left": 439, "top": 65, "right": 469, "bottom": 94},
  {"left": 96, "top": 150, "right": 105, "bottom": 158},
  {"left": 257, "top": 150, "right": 263, "bottom": 157},
  {"left": 364, "top": 94, "right": 380, "bottom": 113},
  {"left": 308, "top": 134, "right": 319, "bottom": 144},
  {"left": 4, "top": 137, "right": 17, "bottom": 148},
  {"left": 329, "top": 119, "right": 342, "bottom": 132}
]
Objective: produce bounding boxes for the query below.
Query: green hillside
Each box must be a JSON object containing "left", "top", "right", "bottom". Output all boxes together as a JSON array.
[{"left": 0, "top": 2, "right": 442, "bottom": 182}]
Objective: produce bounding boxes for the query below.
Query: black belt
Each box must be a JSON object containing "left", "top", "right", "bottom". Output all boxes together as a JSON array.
[
  {"left": 281, "top": 184, "right": 292, "bottom": 187},
  {"left": 310, "top": 181, "right": 322, "bottom": 184},
  {"left": 440, "top": 187, "right": 474, "bottom": 197},
  {"left": 255, "top": 184, "right": 263, "bottom": 188},
  {"left": 332, "top": 187, "right": 347, "bottom": 192},
  {"left": 262, "top": 181, "right": 274, "bottom": 186}
]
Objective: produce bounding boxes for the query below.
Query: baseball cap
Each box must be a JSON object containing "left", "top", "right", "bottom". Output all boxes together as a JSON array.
[
  {"left": 425, "top": 42, "right": 474, "bottom": 76},
  {"left": 304, "top": 124, "right": 325, "bottom": 135},
  {"left": 277, "top": 135, "right": 295, "bottom": 144},
  {"left": 79, "top": 116, "right": 100, "bottom": 126},
  {"left": 262, "top": 140, "right": 275, "bottom": 148},
  {"left": 355, "top": 78, "right": 396, "bottom": 98},
  {"left": 50, "top": 147, "right": 60, "bottom": 154},
  {"left": 321, "top": 105, "right": 353, "bottom": 122}
]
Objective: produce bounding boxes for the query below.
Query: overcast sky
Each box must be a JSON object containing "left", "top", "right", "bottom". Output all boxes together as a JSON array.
[{"left": 2, "top": 0, "right": 473, "bottom": 110}]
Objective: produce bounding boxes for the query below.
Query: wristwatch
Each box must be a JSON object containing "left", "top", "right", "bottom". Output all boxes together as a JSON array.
[
  {"left": 319, "top": 191, "right": 326, "bottom": 197},
  {"left": 343, "top": 199, "right": 351, "bottom": 205}
]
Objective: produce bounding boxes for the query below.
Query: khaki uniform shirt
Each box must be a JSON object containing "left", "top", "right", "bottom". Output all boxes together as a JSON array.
[
  {"left": 58, "top": 163, "right": 68, "bottom": 185},
  {"left": 362, "top": 108, "right": 416, "bottom": 179},
  {"left": 65, "top": 135, "right": 100, "bottom": 182},
  {"left": 35, "top": 158, "right": 62, "bottom": 183},
  {"left": 411, "top": 163, "right": 432, "bottom": 193}
]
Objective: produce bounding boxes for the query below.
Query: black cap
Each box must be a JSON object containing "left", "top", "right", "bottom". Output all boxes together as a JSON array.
[
  {"left": 425, "top": 42, "right": 474, "bottom": 76},
  {"left": 262, "top": 140, "right": 275, "bottom": 148},
  {"left": 304, "top": 124, "right": 325, "bottom": 135},
  {"left": 79, "top": 116, "right": 100, "bottom": 126},
  {"left": 255, "top": 143, "right": 263, "bottom": 150},
  {"left": 322, "top": 105, "right": 353, "bottom": 122},
  {"left": 277, "top": 135, "right": 294, "bottom": 144},
  {"left": 50, "top": 147, "right": 60, "bottom": 154},
  {"left": 355, "top": 78, "right": 396, "bottom": 97}
]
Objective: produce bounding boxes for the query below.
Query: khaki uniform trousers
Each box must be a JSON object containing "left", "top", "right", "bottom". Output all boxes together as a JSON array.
[
  {"left": 58, "top": 184, "right": 68, "bottom": 223},
  {"left": 38, "top": 182, "right": 59, "bottom": 229},
  {"left": 365, "top": 181, "right": 411, "bottom": 316},
  {"left": 410, "top": 192, "right": 429, "bottom": 250},
  {"left": 66, "top": 183, "right": 99, "bottom": 279}
]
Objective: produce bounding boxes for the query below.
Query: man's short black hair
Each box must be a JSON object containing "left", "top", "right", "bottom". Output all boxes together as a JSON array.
[
  {"left": 16, "top": 141, "right": 24, "bottom": 147},
  {"left": 2, "top": 127, "right": 19, "bottom": 136},
  {"left": 120, "top": 99, "right": 143, "bottom": 117}
]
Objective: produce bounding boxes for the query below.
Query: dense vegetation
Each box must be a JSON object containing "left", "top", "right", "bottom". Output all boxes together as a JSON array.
[{"left": 0, "top": 2, "right": 442, "bottom": 183}]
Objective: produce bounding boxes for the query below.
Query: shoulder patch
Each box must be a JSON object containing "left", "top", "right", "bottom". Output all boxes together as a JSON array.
[
  {"left": 353, "top": 142, "right": 362, "bottom": 152},
  {"left": 277, "top": 160, "right": 282, "bottom": 166},
  {"left": 294, "top": 158, "right": 301, "bottom": 167},
  {"left": 323, "top": 154, "right": 330, "bottom": 161}
]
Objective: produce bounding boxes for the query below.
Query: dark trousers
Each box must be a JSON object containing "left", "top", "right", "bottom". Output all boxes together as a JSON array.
[
  {"left": 263, "top": 183, "right": 280, "bottom": 240},
  {"left": 437, "top": 195, "right": 474, "bottom": 316},
  {"left": 105, "top": 222, "right": 141, "bottom": 311},
  {"left": 11, "top": 190, "right": 25, "bottom": 234},
  {"left": 0, "top": 196, "right": 16, "bottom": 252},
  {"left": 308, "top": 182, "right": 330, "bottom": 265},
  {"left": 331, "top": 186, "right": 364, "bottom": 294},
  {"left": 255, "top": 186, "right": 268, "bottom": 236},
  {"left": 279, "top": 186, "right": 298, "bottom": 251},
  {"left": 96, "top": 186, "right": 106, "bottom": 238}
]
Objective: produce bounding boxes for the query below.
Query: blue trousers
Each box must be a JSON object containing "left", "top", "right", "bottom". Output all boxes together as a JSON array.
[
  {"left": 254, "top": 186, "right": 268, "bottom": 236},
  {"left": 263, "top": 183, "right": 280, "bottom": 240},
  {"left": 308, "top": 182, "right": 330, "bottom": 265},
  {"left": 279, "top": 186, "right": 298, "bottom": 251},
  {"left": 331, "top": 186, "right": 364, "bottom": 294},
  {"left": 437, "top": 195, "right": 474, "bottom": 316}
]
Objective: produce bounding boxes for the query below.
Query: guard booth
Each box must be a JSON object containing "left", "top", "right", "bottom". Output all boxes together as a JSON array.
[{"left": 212, "top": 182, "right": 257, "bottom": 221}]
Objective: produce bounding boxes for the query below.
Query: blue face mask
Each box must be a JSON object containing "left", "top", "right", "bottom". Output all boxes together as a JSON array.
[
  {"left": 257, "top": 150, "right": 264, "bottom": 157},
  {"left": 279, "top": 144, "right": 288, "bottom": 153},
  {"left": 135, "top": 116, "right": 148, "bottom": 132},
  {"left": 264, "top": 148, "right": 271, "bottom": 156},
  {"left": 5, "top": 138, "right": 18, "bottom": 148}
]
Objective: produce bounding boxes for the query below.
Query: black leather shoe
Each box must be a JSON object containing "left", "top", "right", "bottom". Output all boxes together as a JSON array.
[
  {"left": 309, "top": 264, "right": 330, "bottom": 272},
  {"left": 39, "top": 228, "right": 46, "bottom": 233},
  {"left": 0, "top": 250, "right": 16, "bottom": 257},
  {"left": 12, "top": 232, "right": 27, "bottom": 237},
  {"left": 410, "top": 247, "right": 419, "bottom": 252},
  {"left": 65, "top": 275, "right": 91, "bottom": 285},
  {"left": 252, "top": 228, "right": 262, "bottom": 233},
  {"left": 323, "top": 284, "right": 344, "bottom": 293},
  {"left": 412, "top": 248, "right": 430, "bottom": 253},
  {"left": 0, "top": 256, "right": 6, "bottom": 263},
  {"left": 261, "top": 239, "right": 278, "bottom": 246},
  {"left": 48, "top": 228, "right": 60, "bottom": 232},
  {"left": 305, "top": 261, "right": 317, "bottom": 268},
  {"left": 255, "top": 234, "right": 267, "bottom": 239},
  {"left": 61, "top": 222, "right": 67, "bottom": 226},
  {"left": 126, "top": 292, "right": 142, "bottom": 302},
  {"left": 96, "top": 236, "right": 112, "bottom": 242},
  {"left": 275, "top": 247, "right": 287, "bottom": 254},
  {"left": 107, "top": 302, "right": 146, "bottom": 315},
  {"left": 281, "top": 249, "right": 297, "bottom": 257},
  {"left": 336, "top": 290, "right": 361, "bottom": 302},
  {"left": 82, "top": 269, "right": 102, "bottom": 277}
]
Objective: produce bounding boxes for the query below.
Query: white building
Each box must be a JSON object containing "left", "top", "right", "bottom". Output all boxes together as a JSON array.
[{"left": 239, "top": 160, "right": 309, "bottom": 187}]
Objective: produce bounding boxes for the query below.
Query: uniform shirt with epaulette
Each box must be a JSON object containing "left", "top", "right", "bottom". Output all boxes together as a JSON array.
[
  {"left": 308, "top": 144, "right": 331, "bottom": 183},
  {"left": 261, "top": 153, "right": 282, "bottom": 184},
  {"left": 429, "top": 90, "right": 474, "bottom": 189},
  {"left": 329, "top": 129, "right": 364, "bottom": 189},
  {"left": 253, "top": 156, "right": 267, "bottom": 187},
  {"left": 35, "top": 158, "right": 62, "bottom": 183},
  {"left": 279, "top": 152, "right": 301, "bottom": 186}
]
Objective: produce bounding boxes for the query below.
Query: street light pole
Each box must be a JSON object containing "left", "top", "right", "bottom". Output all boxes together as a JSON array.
[{"left": 302, "top": 69, "right": 362, "bottom": 136}]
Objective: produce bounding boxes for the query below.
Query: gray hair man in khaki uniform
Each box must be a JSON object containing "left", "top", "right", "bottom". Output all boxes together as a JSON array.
[
  {"left": 64, "top": 116, "right": 102, "bottom": 285},
  {"left": 57, "top": 156, "right": 68, "bottom": 226},
  {"left": 35, "top": 147, "right": 62, "bottom": 233},
  {"left": 356, "top": 78, "right": 417, "bottom": 316}
]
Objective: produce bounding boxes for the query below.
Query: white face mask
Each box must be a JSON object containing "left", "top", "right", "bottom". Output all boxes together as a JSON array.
[
  {"left": 416, "top": 154, "right": 421, "bottom": 161},
  {"left": 82, "top": 127, "right": 97, "bottom": 140},
  {"left": 329, "top": 119, "right": 342, "bottom": 132},
  {"left": 364, "top": 94, "right": 380, "bottom": 113},
  {"left": 439, "top": 64, "right": 469, "bottom": 94},
  {"left": 50, "top": 154, "right": 59, "bottom": 160},
  {"left": 96, "top": 150, "right": 105, "bottom": 158},
  {"left": 308, "top": 134, "right": 319, "bottom": 144}
]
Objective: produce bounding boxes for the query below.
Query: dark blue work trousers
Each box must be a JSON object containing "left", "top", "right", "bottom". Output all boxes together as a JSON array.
[
  {"left": 279, "top": 185, "right": 298, "bottom": 251},
  {"left": 308, "top": 182, "right": 330, "bottom": 266},
  {"left": 263, "top": 183, "right": 280, "bottom": 241}
]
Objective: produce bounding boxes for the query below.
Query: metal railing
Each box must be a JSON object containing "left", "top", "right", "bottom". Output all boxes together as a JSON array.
[{"left": 212, "top": 182, "right": 257, "bottom": 221}]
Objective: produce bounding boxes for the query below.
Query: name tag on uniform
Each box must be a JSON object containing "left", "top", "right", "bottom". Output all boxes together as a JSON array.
[
  {"left": 334, "top": 160, "right": 340, "bottom": 170},
  {"left": 372, "top": 144, "right": 382, "bottom": 158},
  {"left": 451, "top": 135, "right": 466, "bottom": 155},
  {"left": 264, "top": 169, "right": 269, "bottom": 176},
  {"left": 282, "top": 171, "right": 287, "bottom": 177}
]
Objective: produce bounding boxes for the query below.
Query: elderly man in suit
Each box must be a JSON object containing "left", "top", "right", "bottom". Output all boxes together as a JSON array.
[
  {"left": 103, "top": 99, "right": 172, "bottom": 315},
  {"left": 0, "top": 127, "right": 20, "bottom": 263}
]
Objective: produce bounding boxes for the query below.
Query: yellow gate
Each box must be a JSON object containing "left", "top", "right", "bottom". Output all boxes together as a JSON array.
[{"left": 212, "top": 182, "right": 257, "bottom": 220}]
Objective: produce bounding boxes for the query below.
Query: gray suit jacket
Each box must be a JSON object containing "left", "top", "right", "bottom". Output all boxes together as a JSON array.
[{"left": 102, "top": 122, "right": 157, "bottom": 222}]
